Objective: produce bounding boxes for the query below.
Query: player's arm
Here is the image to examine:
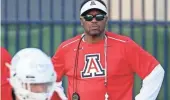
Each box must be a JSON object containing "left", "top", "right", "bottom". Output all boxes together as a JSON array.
[
  {"left": 52, "top": 46, "right": 68, "bottom": 100},
  {"left": 125, "top": 39, "right": 164, "bottom": 100}
]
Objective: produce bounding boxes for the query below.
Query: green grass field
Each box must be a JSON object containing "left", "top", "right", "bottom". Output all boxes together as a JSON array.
[{"left": 1, "top": 23, "right": 170, "bottom": 99}]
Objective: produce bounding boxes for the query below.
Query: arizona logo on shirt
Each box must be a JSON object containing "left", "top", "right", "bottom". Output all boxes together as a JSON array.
[{"left": 81, "top": 53, "right": 105, "bottom": 78}]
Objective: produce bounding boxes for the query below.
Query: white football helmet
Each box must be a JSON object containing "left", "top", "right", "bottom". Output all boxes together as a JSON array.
[{"left": 9, "top": 48, "right": 57, "bottom": 100}]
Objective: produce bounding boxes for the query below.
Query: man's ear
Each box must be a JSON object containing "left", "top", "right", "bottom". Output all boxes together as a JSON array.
[
  {"left": 80, "top": 18, "right": 83, "bottom": 26},
  {"left": 105, "top": 16, "right": 108, "bottom": 24}
]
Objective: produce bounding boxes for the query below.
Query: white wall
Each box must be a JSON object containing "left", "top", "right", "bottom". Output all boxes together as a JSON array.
[{"left": 103, "top": 0, "right": 170, "bottom": 21}]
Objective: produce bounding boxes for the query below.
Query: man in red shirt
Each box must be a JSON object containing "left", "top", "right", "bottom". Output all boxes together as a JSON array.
[{"left": 52, "top": 0, "right": 164, "bottom": 100}]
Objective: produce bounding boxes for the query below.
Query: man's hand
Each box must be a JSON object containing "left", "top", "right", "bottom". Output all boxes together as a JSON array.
[{"left": 54, "top": 81, "right": 68, "bottom": 100}]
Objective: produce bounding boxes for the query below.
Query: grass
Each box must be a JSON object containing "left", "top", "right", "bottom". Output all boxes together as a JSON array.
[{"left": 1, "top": 23, "right": 170, "bottom": 99}]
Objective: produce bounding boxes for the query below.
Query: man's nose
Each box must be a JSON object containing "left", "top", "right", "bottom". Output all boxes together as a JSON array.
[
  {"left": 91, "top": 17, "right": 97, "bottom": 22},
  {"left": 36, "top": 86, "right": 46, "bottom": 93}
]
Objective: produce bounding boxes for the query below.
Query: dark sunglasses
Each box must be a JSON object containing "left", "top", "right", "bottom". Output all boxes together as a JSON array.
[{"left": 81, "top": 14, "right": 106, "bottom": 21}]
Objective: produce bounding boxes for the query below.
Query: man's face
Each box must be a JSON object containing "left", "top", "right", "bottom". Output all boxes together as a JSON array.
[
  {"left": 16, "top": 83, "right": 52, "bottom": 100},
  {"left": 80, "top": 9, "right": 108, "bottom": 36},
  {"left": 30, "top": 83, "right": 50, "bottom": 93}
]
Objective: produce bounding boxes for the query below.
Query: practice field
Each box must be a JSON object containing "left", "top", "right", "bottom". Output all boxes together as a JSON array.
[{"left": 1, "top": 24, "right": 170, "bottom": 99}]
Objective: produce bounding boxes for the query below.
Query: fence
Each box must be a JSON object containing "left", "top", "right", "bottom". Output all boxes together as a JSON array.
[{"left": 1, "top": 0, "right": 169, "bottom": 99}]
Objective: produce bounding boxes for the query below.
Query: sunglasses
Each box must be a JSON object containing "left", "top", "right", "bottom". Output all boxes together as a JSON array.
[{"left": 81, "top": 14, "right": 106, "bottom": 21}]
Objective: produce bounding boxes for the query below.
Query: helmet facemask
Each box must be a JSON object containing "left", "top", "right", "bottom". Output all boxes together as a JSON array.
[{"left": 9, "top": 72, "right": 56, "bottom": 100}]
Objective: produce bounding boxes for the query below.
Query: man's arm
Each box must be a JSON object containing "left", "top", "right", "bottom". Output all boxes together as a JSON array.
[
  {"left": 135, "top": 64, "right": 164, "bottom": 100},
  {"left": 52, "top": 47, "right": 65, "bottom": 82},
  {"left": 125, "top": 38, "right": 164, "bottom": 100},
  {"left": 52, "top": 46, "right": 68, "bottom": 100}
]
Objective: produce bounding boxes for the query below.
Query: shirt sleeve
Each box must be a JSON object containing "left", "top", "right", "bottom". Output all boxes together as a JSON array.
[
  {"left": 135, "top": 64, "right": 164, "bottom": 100},
  {"left": 1, "top": 47, "right": 12, "bottom": 84},
  {"left": 1, "top": 47, "right": 13, "bottom": 100},
  {"left": 52, "top": 46, "right": 65, "bottom": 82},
  {"left": 125, "top": 39, "right": 159, "bottom": 79}
]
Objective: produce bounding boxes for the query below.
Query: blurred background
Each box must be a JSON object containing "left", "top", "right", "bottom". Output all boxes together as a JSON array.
[{"left": 1, "top": 0, "right": 170, "bottom": 99}]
